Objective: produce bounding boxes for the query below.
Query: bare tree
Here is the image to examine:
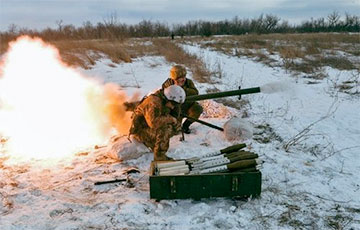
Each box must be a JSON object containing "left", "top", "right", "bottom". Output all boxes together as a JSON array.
[
  {"left": 327, "top": 11, "right": 340, "bottom": 28},
  {"left": 103, "top": 11, "right": 121, "bottom": 40},
  {"left": 55, "top": 19, "right": 63, "bottom": 32},
  {"left": 264, "top": 14, "right": 280, "bottom": 32},
  {"left": 8, "top": 24, "right": 18, "bottom": 34},
  {"left": 103, "top": 11, "right": 118, "bottom": 27}
]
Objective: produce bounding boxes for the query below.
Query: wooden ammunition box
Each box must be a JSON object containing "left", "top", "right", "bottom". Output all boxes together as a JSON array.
[{"left": 149, "top": 161, "right": 262, "bottom": 200}]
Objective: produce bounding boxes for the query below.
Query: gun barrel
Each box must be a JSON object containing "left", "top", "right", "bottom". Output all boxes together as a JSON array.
[{"left": 185, "top": 87, "right": 261, "bottom": 102}]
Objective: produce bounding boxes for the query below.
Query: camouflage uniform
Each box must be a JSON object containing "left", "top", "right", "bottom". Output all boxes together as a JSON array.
[
  {"left": 162, "top": 78, "right": 203, "bottom": 129},
  {"left": 129, "top": 90, "right": 181, "bottom": 160}
]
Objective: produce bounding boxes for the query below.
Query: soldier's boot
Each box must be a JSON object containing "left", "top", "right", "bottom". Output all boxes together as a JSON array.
[
  {"left": 154, "top": 151, "right": 173, "bottom": 161},
  {"left": 182, "top": 119, "right": 193, "bottom": 134}
]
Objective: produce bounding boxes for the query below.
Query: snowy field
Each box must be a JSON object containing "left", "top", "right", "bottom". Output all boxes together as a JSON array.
[{"left": 1, "top": 38, "right": 360, "bottom": 229}]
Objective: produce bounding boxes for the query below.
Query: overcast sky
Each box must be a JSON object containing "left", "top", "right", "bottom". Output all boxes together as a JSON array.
[{"left": 0, "top": 0, "right": 359, "bottom": 31}]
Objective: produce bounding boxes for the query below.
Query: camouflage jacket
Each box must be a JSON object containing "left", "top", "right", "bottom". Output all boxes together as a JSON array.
[
  {"left": 129, "top": 90, "right": 180, "bottom": 134},
  {"left": 162, "top": 78, "right": 199, "bottom": 96}
]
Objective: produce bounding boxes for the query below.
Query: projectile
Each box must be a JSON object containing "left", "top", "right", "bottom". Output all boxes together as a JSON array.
[
  {"left": 196, "top": 158, "right": 263, "bottom": 174},
  {"left": 220, "top": 143, "right": 247, "bottom": 154},
  {"left": 186, "top": 143, "right": 247, "bottom": 164},
  {"left": 192, "top": 152, "right": 259, "bottom": 170},
  {"left": 197, "top": 154, "right": 258, "bottom": 170}
]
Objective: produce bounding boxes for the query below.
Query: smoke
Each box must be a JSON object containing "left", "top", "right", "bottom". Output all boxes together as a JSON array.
[
  {"left": 223, "top": 117, "right": 253, "bottom": 141},
  {"left": 101, "top": 83, "right": 139, "bottom": 135},
  {"left": 260, "top": 81, "right": 291, "bottom": 94}
]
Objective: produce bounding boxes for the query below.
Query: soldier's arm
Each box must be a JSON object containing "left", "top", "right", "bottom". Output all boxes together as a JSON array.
[
  {"left": 184, "top": 79, "right": 199, "bottom": 96},
  {"left": 144, "top": 101, "right": 177, "bottom": 129}
]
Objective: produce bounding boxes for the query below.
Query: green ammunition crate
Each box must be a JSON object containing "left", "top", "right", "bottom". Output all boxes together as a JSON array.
[{"left": 149, "top": 163, "right": 262, "bottom": 200}]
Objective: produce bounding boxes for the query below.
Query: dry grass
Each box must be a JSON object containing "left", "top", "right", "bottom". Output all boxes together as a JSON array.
[
  {"left": 183, "top": 33, "right": 360, "bottom": 77},
  {"left": 152, "top": 38, "right": 211, "bottom": 83},
  {"left": 122, "top": 38, "right": 158, "bottom": 58},
  {"left": 0, "top": 40, "right": 9, "bottom": 54},
  {"left": 1, "top": 33, "right": 358, "bottom": 77},
  {"left": 279, "top": 46, "right": 305, "bottom": 60},
  {"left": 320, "top": 56, "right": 355, "bottom": 70},
  {"left": 51, "top": 40, "right": 132, "bottom": 69}
]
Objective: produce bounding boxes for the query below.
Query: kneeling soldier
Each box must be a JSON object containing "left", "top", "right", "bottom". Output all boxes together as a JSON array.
[{"left": 129, "top": 85, "right": 186, "bottom": 161}]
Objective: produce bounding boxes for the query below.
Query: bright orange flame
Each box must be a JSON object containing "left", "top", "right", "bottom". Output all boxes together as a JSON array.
[{"left": 0, "top": 36, "right": 132, "bottom": 162}]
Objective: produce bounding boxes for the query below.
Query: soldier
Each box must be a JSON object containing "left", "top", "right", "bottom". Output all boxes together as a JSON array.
[
  {"left": 162, "top": 65, "right": 203, "bottom": 134},
  {"left": 129, "top": 85, "right": 186, "bottom": 161}
]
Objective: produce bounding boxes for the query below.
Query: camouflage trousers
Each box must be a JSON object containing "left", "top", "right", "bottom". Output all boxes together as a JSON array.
[{"left": 132, "top": 124, "right": 176, "bottom": 161}]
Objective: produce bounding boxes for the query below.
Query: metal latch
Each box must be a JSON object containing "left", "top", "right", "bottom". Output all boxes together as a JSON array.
[
  {"left": 170, "top": 177, "right": 176, "bottom": 193},
  {"left": 232, "top": 176, "right": 239, "bottom": 192}
]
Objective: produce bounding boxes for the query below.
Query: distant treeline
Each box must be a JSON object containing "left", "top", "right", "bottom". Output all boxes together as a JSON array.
[{"left": 1, "top": 12, "right": 359, "bottom": 42}]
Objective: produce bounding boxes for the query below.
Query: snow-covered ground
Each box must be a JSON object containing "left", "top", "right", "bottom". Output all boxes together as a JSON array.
[{"left": 1, "top": 40, "right": 359, "bottom": 229}]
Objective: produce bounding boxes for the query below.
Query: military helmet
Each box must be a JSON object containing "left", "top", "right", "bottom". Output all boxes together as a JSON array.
[
  {"left": 170, "top": 65, "right": 187, "bottom": 80},
  {"left": 164, "top": 85, "right": 186, "bottom": 104}
]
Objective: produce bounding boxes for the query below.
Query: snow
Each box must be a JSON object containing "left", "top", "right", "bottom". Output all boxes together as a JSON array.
[{"left": 1, "top": 41, "right": 360, "bottom": 229}]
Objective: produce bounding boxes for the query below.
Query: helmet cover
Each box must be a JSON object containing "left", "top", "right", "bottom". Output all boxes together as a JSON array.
[{"left": 164, "top": 85, "right": 186, "bottom": 104}]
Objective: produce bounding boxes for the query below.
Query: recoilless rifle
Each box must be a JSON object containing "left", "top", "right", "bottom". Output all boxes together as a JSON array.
[{"left": 124, "top": 86, "right": 261, "bottom": 132}]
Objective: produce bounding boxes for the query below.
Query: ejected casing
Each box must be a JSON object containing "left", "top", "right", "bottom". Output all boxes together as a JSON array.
[{"left": 185, "top": 87, "right": 261, "bottom": 102}]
